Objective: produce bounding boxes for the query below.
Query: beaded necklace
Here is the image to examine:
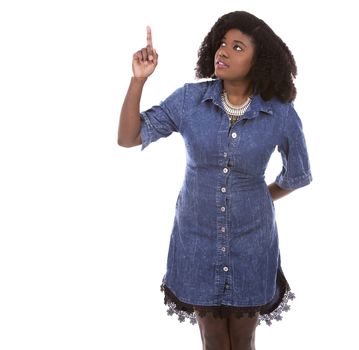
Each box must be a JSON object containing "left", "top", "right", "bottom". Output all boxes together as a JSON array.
[{"left": 221, "top": 91, "right": 252, "bottom": 125}]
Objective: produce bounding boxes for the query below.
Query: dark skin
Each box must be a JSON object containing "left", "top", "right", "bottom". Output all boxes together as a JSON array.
[
  {"left": 268, "top": 182, "right": 293, "bottom": 200},
  {"left": 117, "top": 27, "right": 293, "bottom": 201},
  {"left": 118, "top": 26, "right": 156, "bottom": 148}
]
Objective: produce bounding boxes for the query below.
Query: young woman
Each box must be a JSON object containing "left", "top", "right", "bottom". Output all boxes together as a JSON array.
[{"left": 118, "top": 11, "right": 312, "bottom": 350}]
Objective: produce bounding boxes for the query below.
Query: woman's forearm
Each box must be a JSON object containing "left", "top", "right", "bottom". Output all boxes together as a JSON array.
[
  {"left": 267, "top": 182, "right": 293, "bottom": 201},
  {"left": 117, "top": 77, "right": 147, "bottom": 147}
]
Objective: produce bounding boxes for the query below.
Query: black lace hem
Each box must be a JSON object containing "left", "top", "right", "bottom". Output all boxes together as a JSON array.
[{"left": 161, "top": 267, "right": 295, "bottom": 326}]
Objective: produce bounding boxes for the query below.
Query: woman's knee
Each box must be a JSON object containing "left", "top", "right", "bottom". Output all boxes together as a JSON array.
[
  {"left": 197, "top": 313, "right": 231, "bottom": 350},
  {"left": 228, "top": 313, "right": 259, "bottom": 350}
]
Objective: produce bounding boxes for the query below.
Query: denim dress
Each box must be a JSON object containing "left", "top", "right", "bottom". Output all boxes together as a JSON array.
[{"left": 140, "top": 79, "right": 312, "bottom": 326}]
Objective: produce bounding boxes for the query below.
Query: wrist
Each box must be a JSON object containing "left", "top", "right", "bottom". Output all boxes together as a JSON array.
[{"left": 131, "top": 76, "right": 148, "bottom": 84}]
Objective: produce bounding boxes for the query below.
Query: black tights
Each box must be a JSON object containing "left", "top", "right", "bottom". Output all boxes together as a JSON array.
[{"left": 197, "top": 312, "right": 259, "bottom": 350}]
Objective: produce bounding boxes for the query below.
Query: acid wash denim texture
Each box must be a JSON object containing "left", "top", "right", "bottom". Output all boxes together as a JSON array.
[{"left": 140, "top": 79, "right": 312, "bottom": 309}]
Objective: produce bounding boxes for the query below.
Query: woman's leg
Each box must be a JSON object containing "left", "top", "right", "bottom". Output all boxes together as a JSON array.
[
  {"left": 228, "top": 313, "right": 259, "bottom": 350},
  {"left": 196, "top": 313, "right": 231, "bottom": 350}
]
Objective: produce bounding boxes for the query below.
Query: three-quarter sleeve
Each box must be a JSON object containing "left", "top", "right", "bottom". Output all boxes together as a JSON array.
[
  {"left": 275, "top": 104, "right": 312, "bottom": 190},
  {"left": 140, "top": 85, "right": 185, "bottom": 150}
]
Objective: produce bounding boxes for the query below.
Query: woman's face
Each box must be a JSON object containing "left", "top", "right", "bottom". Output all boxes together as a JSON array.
[{"left": 214, "top": 29, "right": 255, "bottom": 82}]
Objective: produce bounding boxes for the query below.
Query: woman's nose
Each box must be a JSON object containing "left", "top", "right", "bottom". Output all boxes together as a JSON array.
[{"left": 218, "top": 47, "right": 228, "bottom": 58}]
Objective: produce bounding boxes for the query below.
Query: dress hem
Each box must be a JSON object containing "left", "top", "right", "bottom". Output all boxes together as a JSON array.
[{"left": 161, "top": 267, "right": 295, "bottom": 326}]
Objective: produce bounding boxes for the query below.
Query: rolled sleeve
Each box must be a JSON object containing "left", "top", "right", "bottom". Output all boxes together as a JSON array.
[
  {"left": 140, "top": 86, "right": 185, "bottom": 151},
  {"left": 275, "top": 105, "right": 312, "bottom": 190}
]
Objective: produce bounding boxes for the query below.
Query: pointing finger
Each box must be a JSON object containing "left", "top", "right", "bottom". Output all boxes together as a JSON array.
[{"left": 146, "top": 25, "right": 153, "bottom": 49}]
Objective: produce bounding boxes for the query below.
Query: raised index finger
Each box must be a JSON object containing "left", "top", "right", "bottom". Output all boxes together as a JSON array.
[{"left": 146, "top": 25, "right": 153, "bottom": 48}]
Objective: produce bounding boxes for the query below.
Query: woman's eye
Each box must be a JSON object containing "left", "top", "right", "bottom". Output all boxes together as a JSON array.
[
  {"left": 220, "top": 42, "right": 226, "bottom": 47},
  {"left": 233, "top": 44, "right": 242, "bottom": 52}
]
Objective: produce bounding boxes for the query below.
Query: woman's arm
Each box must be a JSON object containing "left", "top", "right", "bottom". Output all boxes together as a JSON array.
[
  {"left": 117, "top": 26, "right": 158, "bottom": 148},
  {"left": 267, "top": 182, "right": 294, "bottom": 201},
  {"left": 118, "top": 77, "right": 147, "bottom": 147}
]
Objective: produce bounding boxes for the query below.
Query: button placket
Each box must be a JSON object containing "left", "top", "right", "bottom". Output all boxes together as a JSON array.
[{"left": 217, "top": 147, "right": 230, "bottom": 293}]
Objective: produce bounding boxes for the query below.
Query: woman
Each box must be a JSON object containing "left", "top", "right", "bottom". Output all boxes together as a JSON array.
[{"left": 118, "top": 11, "right": 312, "bottom": 350}]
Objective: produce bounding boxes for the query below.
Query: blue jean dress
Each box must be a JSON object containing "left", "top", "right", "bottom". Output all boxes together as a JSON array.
[{"left": 140, "top": 79, "right": 312, "bottom": 326}]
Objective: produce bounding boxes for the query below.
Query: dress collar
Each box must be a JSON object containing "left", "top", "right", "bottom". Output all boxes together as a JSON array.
[{"left": 201, "top": 79, "right": 274, "bottom": 119}]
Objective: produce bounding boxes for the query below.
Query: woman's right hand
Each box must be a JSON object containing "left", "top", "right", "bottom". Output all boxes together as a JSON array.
[{"left": 132, "top": 26, "right": 158, "bottom": 79}]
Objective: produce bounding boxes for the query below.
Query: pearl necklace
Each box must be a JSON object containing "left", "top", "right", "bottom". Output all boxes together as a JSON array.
[{"left": 221, "top": 91, "right": 252, "bottom": 117}]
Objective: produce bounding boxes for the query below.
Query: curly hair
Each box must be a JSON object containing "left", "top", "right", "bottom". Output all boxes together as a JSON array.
[{"left": 195, "top": 11, "right": 297, "bottom": 102}]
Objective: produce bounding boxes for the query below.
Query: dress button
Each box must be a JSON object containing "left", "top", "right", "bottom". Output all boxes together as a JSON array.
[
  {"left": 220, "top": 206, "right": 226, "bottom": 212},
  {"left": 223, "top": 168, "right": 228, "bottom": 174},
  {"left": 224, "top": 283, "right": 230, "bottom": 289},
  {"left": 231, "top": 132, "right": 237, "bottom": 139},
  {"left": 221, "top": 247, "right": 226, "bottom": 252},
  {"left": 223, "top": 266, "right": 229, "bottom": 272},
  {"left": 223, "top": 152, "right": 228, "bottom": 158},
  {"left": 221, "top": 187, "right": 226, "bottom": 193},
  {"left": 221, "top": 227, "right": 226, "bottom": 233}
]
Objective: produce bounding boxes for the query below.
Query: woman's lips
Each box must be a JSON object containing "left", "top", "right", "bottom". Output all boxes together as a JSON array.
[{"left": 216, "top": 58, "right": 229, "bottom": 68}]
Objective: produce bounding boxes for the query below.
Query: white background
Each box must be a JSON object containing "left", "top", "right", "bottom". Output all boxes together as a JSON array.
[{"left": 1, "top": 0, "right": 358, "bottom": 349}]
